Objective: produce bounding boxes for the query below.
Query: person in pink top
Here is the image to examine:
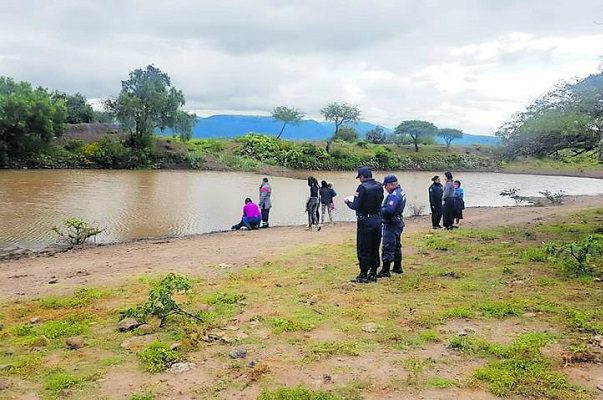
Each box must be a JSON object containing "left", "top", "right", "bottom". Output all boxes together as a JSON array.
[{"left": 231, "top": 198, "right": 262, "bottom": 230}]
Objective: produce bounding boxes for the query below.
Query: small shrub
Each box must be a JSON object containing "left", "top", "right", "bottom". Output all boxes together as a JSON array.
[
  {"left": 138, "top": 341, "right": 181, "bottom": 373},
  {"left": 545, "top": 235, "right": 603, "bottom": 276},
  {"left": 52, "top": 217, "right": 104, "bottom": 245},
  {"left": 539, "top": 189, "right": 565, "bottom": 205},
  {"left": 408, "top": 203, "right": 425, "bottom": 217},
  {"left": 122, "top": 273, "right": 202, "bottom": 325},
  {"left": 45, "top": 371, "right": 79, "bottom": 393},
  {"left": 500, "top": 187, "right": 530, "bottom": 205},
  {"left": 270, "top": 318, "right": 314, "bottom": 333},
  {"left": 207, "top": 291, "right": 246, "bottom": 305},
  {"left": 522, "top": 247, "right": 547, "bottom": 262}
]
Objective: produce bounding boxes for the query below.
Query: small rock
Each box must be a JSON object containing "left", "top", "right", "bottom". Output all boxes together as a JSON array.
[
  {"left": 362, "top": 323, "right": 379, "bottom": 333},
  {"left": 523, "top": 312, "right": 537, "bottom": 318},
  {"left": 247, "top": 360, "right": 256, "bottom": 368},
  {"left": 0, "top": 378, "right": 9, "bottom": 391},
  {"left": 29, "top": 317, "right": 41, "bottom": 324},
  {"left": 169, "top": 362, "right": 195, "bottom": 373},
  {"left": 137, "top": 324, "right": 154, "bottom": 335},
  {"left": 597, "top": 383, "right": 603, "bottom": 392},
  {"left": 65, "top": 336, "right": 84, "bottom": 350},
  {"left": 217, "top": 263, "right": 233, "bottom": 269},
  {"left": 308, "top": 295, "right": 319, "bottom": 305},
  {"left": 170, "top": 342, "right": 182, "bottom": 351},
  {"left": 322, "top": 374, "right": 332, "bottom": 384},
  {"left": 48, "top": 278, "right": 59, "bottom": 284},
  {"left": 229, "top": 348, "right": 247, "bottom": 359},
  {"left": 117, "top": 317, "right": 141, "bottom": 332}
]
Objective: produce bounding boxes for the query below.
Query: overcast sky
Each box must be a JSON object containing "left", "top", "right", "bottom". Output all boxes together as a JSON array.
[{"left": 1, "top": 1, "right": 602, "bottom": 134}]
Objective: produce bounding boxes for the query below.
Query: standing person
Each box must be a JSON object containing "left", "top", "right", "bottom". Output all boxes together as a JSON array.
[
  {"left": 306, "top": 177, "right": 320, "bottom": 230},
  {"left": 319, "top": 180, "right": 337, "bottom": 224},
  {"left": 453, "top": 180, "right": 465, "bottom": 226},
  {"left": 429, "top": 176, "right": 444, "bottom": 229},
  {"left": 442, "top": 171, "right": 455, "bottom": 230},
  {"left": 378, "top": 175, "right": 406, "bottom": 277},
  {"left": 231, "top": 198, "right": 262, "bottom": 230},
  {"left": 344, "top": 166, "right": 384, "bottom": 283},
  {"left": 259, "top": 177, "right": 272, "bottom": 228}
]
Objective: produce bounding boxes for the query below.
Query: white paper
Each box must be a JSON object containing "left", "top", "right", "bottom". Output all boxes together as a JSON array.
[{"left": 344, "top": 195, "right": 354, "bottom": 203}]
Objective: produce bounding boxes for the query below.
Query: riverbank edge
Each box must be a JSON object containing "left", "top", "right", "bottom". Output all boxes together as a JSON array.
[{"left": 2, "top": 194, "right": 601, "bottom": 262}]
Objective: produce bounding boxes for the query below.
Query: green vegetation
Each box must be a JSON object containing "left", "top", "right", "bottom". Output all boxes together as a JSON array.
[
  {"left": 138, "top": 341, "right": 181, "bottom": 373},
  {"left": 272, "top": 106, "right": 305, "bottom": 139},
  {"left": 0, "top": 208, "right": 601, "bottom": 398},
  {"left": 52, "top": 217, "right": 104, "bottom": 245}
]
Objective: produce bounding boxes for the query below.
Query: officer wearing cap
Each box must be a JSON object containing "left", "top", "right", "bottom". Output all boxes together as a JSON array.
[
  {"left": 344, "top": 166, "right": 384, "bottom": 283},
  {"left": 378, "top": 175, "right": 406, "bottom": 277}
]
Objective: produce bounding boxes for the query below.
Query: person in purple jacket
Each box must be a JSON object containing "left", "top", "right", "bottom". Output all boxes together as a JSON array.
[{"left": 231, "top": 198, "right": 262, "bottom": 230}]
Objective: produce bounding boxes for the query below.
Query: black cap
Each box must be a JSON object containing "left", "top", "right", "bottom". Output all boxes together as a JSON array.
[
  {"left": 383, "top": 175, "right": 398, "bottom": 184},
  {"left": 356, "top": 166, "right": 372, "bottom": 178}
]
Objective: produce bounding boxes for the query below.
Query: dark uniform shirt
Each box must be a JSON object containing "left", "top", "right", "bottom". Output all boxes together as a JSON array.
[
  {"left": 346, "top": 179, "right": 384, "bottom": 216},
  {"left": 429, "top": 183, "right": 443, "bottom": 207},
  {"left": 381, "top": 186, "right": 406, "bottom": 226}
]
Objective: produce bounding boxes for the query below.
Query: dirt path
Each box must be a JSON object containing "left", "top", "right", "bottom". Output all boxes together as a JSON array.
[{"left": 1, "top": 195, "right": 601, "bottom": 301}]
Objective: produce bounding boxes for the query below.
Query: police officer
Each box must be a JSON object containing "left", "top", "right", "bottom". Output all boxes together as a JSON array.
[
  {"left": 378, "top": 175, "right": 406, "bottom": 277},
  {"left": 344, "top": 166, "right": 384, "bottom": 283}
]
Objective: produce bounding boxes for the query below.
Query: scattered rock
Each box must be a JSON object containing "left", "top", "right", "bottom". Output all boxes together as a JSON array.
[
  {"left": 362, "top": 323, "right": 379, "bottom": 333},
  {"left": 308, "top": 295, "right": 319, "bottom": 305},
  {"left": 32, "top": 335, "right": 50, "bottom": 347},
  {"left": 65, "top": 336, "right": 84, "bottom": 350},
  {"left": 247, "top": 361, "right": 256, "bottom": 368},
  {"left": 170, "top": 342, "right": 182, "bottom": 351},
  {"left": 204, "top": 329, "right": 248, "bottom": 343},
  {"left": 593, "top": 335, "right": 603, "bottom": 348},
  {"left": 0, "top": 378, "right": 9, "bottom": 391},
  {"left": 117, "top": 317, "right": 141, "bottom": 332},
  {"left": 217, "top": 263, "right": 233, "bottom": 269},
  {"left": 136, "top": 324, "right": 154, "bottom": 335},
  {"left": 597, "top": 383, "right": 603, "bottom": 392},
  {"left": 29, "top": 317, "right": 41, "bottom": 324},
  {"left": 523, "top": 312, "right": 537, "bottom": 318},
  {"left": 48, "top": 277, "right": 59, "bottom": 284},
  {"left": 229, "top": 348, "right": 247, "bottom": 359},
  {"left": 322, "top": 374, "right": 332, "bottom": 384},
  {"left": 169, "top": 362, "right": 195, "bottom": 373}
]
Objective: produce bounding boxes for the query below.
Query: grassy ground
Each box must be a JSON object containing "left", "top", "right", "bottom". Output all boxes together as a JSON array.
[{"left": 0, "top": 209, "right": 602, "bottom": 399}]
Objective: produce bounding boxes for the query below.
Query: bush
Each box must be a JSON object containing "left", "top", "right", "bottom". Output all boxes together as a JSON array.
[
  {"left": 539, "top": 189, "right": 565, "bottom": 205},
  {"left": 545, "top": 235, "right": 603, "bottom": 276},
  {"left": 52, "top": 218, "right": 104, "bottom": 245},
  {"left": 85, "top": 137, "right": 130, "bottom": 168},
  {"left": 138, "top": 341, "right": 180, "bottom": 373}
]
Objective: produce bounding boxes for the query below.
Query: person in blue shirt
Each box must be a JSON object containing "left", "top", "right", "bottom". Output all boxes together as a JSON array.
[
  {"left": 378, "top": 175, "right": 406, "bottom": 277},
  {"left": 344, "top": 166, "right": 384, "bottom": 283},
  {"left": 453, "top": 180, "right": 465, "bottom": 226}
]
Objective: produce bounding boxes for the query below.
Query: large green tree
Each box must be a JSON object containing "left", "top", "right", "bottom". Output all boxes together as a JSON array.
[
  {"left": 272, "top": 106, "right": 304, "bottom": 139},
  {"left": 438, "top": 128, "right": 463, "bottom": 151},
  {"left": 497, "top": 72, "right": 603, "bottom": 161},
  {"left": 0, "top": 77, "right": 67, "bottom": 165},
  {"left": 105, "top": 65, "right": 192, "bottom": 148},
  {"left": 394, "top": 120, "right": 437, "bottom": 152},
  {"left": 321, "top": 102, "right": 361, "bottom": 153},
  {"left": 52, "top": 91, "right": 94, "bottom": 124}
]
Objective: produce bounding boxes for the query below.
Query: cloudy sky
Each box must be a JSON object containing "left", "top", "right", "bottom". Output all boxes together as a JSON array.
[{"left": 1, "top": 1, "right": 602, "bottom": 134}]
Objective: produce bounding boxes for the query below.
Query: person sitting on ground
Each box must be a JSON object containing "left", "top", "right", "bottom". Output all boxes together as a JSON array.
[{"left": 231, "top": 198, "right": 262, "bottom": 230}]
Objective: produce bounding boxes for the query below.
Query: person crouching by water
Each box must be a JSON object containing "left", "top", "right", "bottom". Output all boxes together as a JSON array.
[
  {"left": 442, "top": 171, "right": 455, "bottom": 230},
  {"left": 453, "top": 180, "right": 465, "bottom": 227},
  {"left": 378, "top": 175, "right": 406, "bottom": 277},
  {"left": 259, "top": 177, "right": 272, "bottom": 228},
  {"left": 231, "top": 198, "right": 262, "bottom": 230},
  {"left": 344, "top": 166, "right": 384, "bottom": 283},
  {"left": 306, "top": 177, "right": 320, "bottom": 230},
  {"left": 429, "top": 175, "right": 443, "bottom": 229},
  {"left": 319, "top": 180, "right": 337, "bottom": 224}
]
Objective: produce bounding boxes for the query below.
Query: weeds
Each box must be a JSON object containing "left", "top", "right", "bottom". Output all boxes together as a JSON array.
[
  {"left": 310, "top": 341, "right": 361, "bottom": 359},
  {"left": 138, "top": 341, "right": 181, "bottom": 373},
  {"left": 545, "top": 234, "right": 603, "bottom": 276},
  {"left": 258, "top": 387, "right": 340, "bottom": 400},
  {"left": 44, "top": 371, "right": 79, "bottom": 393},
  {"left": 207, "top": 291, "right": 246, "bottom": 305},
  {"left": 479, "top": 301, "right": 523, "bottom": 318},
  {"left": 270, "top": 317, "right": 314, "bottom": 333},
  {"left": 39, "top": 287, "right": 109, "bottom": 309}
]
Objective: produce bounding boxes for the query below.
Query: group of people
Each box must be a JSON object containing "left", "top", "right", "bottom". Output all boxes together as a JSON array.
[
  {"left": 231, "top": 177, "right": 272, "bottom": 230},
  {"left": 428, "top": 171, "right": 465, "bottom": 230},
  {"left": 305, "top": 177, "right": 337, "bottom": 230}
]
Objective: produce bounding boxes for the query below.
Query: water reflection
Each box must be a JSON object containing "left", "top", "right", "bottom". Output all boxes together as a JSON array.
[{"left": 1, "top": 170, "right": 602, "bottom": 251}]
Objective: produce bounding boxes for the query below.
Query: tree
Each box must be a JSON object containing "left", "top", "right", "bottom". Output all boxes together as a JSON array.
[
  {"left": 0, "top": 77, "right": 66, "bottom": 165},
  {"left": 93, "top": 110, "right": 115, "bottom": 124},
  {"left": 53, "top": 92, "right": 94, "bottom": 124},
  {"left": 321, "top": 102, "right": 361, "bottom": 153},
  {"left": 394, "top": 120, "right": 437, "bottom": 152},
  {"left": 105, "top": 65, "right": 190, "bottom": 149},
  {"left": 272, "top": 106, "right": 304, "bottom": 139},
  {"left": 366, "top": 126, "right": 387, "bottom": 144},
  {"left": 333, "top": 126, "right": 358, "bottom": 142},
  {"left": 438, "top": 128, "right": 464, "bottom": 151},
  {"left": 172, "top": 111, "right": 196, "bottom": 141}
]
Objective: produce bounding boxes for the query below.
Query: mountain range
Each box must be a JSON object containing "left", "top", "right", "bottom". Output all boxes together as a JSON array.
[{"left": 183, "top": 115, "right": 500, "bottom": 146}]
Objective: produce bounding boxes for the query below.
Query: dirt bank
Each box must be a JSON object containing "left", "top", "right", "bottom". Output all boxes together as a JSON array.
[{"left": 1, "top": 195, "right": 601, "bottom": 301}]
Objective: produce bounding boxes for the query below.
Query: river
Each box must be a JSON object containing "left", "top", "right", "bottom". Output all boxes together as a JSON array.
[{"left": 1, "top": 170, "right": 602, "bottom": 253}]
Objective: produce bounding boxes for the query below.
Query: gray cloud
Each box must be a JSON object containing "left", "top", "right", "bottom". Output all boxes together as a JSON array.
[{"left": 1, "top": 0, "right": 602, "bottom": 133}]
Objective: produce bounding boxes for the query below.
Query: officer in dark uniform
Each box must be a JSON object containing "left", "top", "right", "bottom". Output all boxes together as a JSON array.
[
  {"left": 378, "top": 175, "right": 406, "bottom": 277},
  {"left": 344, "top": 166, "right": 384, "bottom": 283}
]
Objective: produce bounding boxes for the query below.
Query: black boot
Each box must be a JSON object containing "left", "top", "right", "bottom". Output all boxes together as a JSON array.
[
  {"left": 367, "top": 267, "right": 378, "bottom": 282},
  {"left": 392, "top": 261, "right": 403, "bottom": 274},
  {"left": 351, "top": 274, "right": 370, "bottom": 284},
  {"left": 377, "top": 262, "right": 391, "bottom": 278}
]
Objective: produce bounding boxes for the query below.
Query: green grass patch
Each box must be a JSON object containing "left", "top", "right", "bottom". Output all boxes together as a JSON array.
[
  {"left": 270, "top": 318, "right": 315, "bottom": 333},
  {"left": 138, "top": 341, "right": 181, "bottom": 373},
  {"left": 426, "top": 377, "right": 460, "bottom": 389},
  {"left": 129, "top": 392, "right": 156, "bottom": 400},
  {"left": 206, "top": 291, "right": 246, "bottom": 305},
  {"left": 39, "top": 314, "right": 91, "bottom": 339},
  {"left": 565, "top": 309, "right": 603, "bottom": 334},
  {"left": 478, "top": 301, "right": 523, "bottom": 318},
  {"left": 258, "top": 386, "right": 340, "bottom": 400},
  {"left": 44, "top": 371, "right": 80, "bottom": 394},
  {"left": 309, "top": 340, "right": 361, "bottom": 358},
  {"left": 38, "top": 287, "right": 110, "bottom": 309}
]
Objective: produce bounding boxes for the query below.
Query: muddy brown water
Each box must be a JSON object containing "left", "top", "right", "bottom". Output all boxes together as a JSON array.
[{"left": 1, "top": 169, "right": 602, "bottom": 252}]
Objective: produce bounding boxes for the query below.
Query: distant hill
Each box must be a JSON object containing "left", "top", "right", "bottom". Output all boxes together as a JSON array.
[{"left": 180, "top": 114, "right": 499, "bottom": 146}]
